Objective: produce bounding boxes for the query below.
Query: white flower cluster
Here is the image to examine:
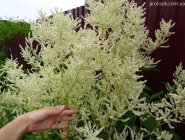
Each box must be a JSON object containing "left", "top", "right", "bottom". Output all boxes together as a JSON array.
[
  {"left": 75, "top": 121, "right": 105, "bottom": 140},
  {"left": 0, "top": 0, "right": 178, "bottom": 139},
  {"left": 156, "top": 130, "right": 173, "bottom": 140},
  {"left": 149, "top": 64, "right": 185, "bottom": 129},
  {"left": 174, "top": 63, "right": 185, "bottom": 86}
]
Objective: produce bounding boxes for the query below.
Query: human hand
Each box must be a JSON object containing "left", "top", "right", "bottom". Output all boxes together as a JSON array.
[{"left": 24, "top": 105, "right": 78, "bottom": 132}]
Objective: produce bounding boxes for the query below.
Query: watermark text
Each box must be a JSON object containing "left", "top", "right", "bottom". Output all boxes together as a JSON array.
[{"left": 149, "top": 1, "right": 185, "bottom": 7}]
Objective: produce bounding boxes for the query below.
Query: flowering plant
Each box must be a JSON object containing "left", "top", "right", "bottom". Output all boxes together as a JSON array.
[{"left": 0, "top": 0, "right": 184, "bottom": 139}]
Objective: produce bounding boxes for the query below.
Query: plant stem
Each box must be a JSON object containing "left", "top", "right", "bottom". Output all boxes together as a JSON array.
[
  {"left": 64, "top": 105, "right": 71, "bottom": 140},
  {"left": 64, "top": 71, "right": 79, "bottom": 100},
  {"left": 143, "top": 122, "right": 166, "bottom": 138},
  {"left": 65, "top": 121, "right": 71, "bottom": 140},
  {"left": 100, "top": 113, "right": 111, "bottom": 128},
  {"left": 53, "top": 130, "right": 65, "bottom": 139},
  {"left": 106, "top": 121, "right": 117, "bottom": 140}
]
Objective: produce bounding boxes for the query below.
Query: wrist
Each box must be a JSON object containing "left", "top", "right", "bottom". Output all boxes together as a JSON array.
[
  {"left": 15, "top": 114, "right": 29, "bottom": 134},
  {"left": 0, "top": 114, "right": 29, "bottom": 140}
]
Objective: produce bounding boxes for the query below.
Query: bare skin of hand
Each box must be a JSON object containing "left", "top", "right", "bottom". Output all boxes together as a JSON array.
[
  {"left": 0, "top": 105, "right": 78, "bottom": 140},
  {"left": 26, "top": 105, "right": 78, "bottom": 132}
]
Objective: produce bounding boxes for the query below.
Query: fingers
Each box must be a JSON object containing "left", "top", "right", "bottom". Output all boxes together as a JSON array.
[
  {"left": 43, "top": 106, "right": 66, "bottom": 116},
  {"left": 51, "top": 124, "right": 69, "bottom": 129},
  {"left": 43, "top": 106, "right": 78, "bottom": 116},
  {"left": 55, "top": 109, "right": 78, "bottom": 122},
  {"left": 55, "top": 115, "right": 75, "bottom": 122},
  {"left": 39, "top": 106, "right": 78, "bottom": 123},
  {"left": 51, "top": 109, "right": 78, "bottom": 130},
  {"left": 60, "top": 109, "right": 78, "bottom": 116}
]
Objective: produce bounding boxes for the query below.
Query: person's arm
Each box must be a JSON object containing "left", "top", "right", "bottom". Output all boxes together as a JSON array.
[
  {"left": 0, "top": 114, "right": 28, "bottom": 140},
  {"left": 0, "top": 105, "right": 78, "bottom": 140}
]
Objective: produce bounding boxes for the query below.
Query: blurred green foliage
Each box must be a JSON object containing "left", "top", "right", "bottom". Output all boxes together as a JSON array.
[{"left": 0, "top": 17, "right": 32, "bottom": 41}]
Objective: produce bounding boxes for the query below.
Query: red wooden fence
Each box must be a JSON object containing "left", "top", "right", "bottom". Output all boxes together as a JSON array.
[
  {"left": 138, "top": 1, "right": 185, "bottom": 137},
  {"left": 138, "top": 0, "right": 185, "bottom": 92}
]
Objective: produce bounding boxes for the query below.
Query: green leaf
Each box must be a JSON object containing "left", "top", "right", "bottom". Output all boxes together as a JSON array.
[
  {"left": 170, "top": 129, "right": 182, "bottom": 140},
  {"left": 153, "top": 100, "right": 162, "bottom": 104},
  {"left": 23, "top": 133, "right": 37, "bottom": 140},
  {"left": 116, "top": 119, "right": 139, "bottom": 134},
  {"left": 140, "top": 67, "right": 154, "bottom": 71},
  {"left": 123, "top": 111, "right": 136, "bottom": 120},
  {"left": 140, "top": 67, "right": 160, "bottom": 73},
  {"left": 116, "top": 120, "right": 125, "bottom": 133},
  {"left": 153, "top": 68, "right": 161, "bottom": 73},
  {"left": 98, "top": 133, "right": 108, "bottom": 139},
  {"left": 162, "top": 82, "right": 177, "bottom": 92},
  {"left": 139, "top": 114, "right": 157, "bottom": 132},
  {"left": 151, "top": 90, "right": 164, "bottom": 100},
  {"left": 148, "top": 135, "right": 155, "bottom": 140},
  {"left": 140, "top": 92, "right": 150, "bottom": 102},
  {"left": 126, "top": 120, "right": 140, "bottom": 133},
  {"left": 68, "top": 137, "right": 77, "bottom": 140},
  {"left": 144, "top": 86, "right": 153, "bottom": 92},
  {"left": 171, "top": 122, "right": 178, "bottom": 128}
]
